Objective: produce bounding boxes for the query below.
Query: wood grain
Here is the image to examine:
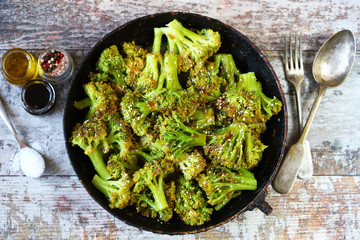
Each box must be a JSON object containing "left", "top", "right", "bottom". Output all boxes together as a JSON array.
[
  {"left": 1, "top": 0, "right": 360, "bottom": 238},
  {"left": 0, "top": 0, "right": 359, "bottom": 51},
  {"left": 1, "top": 176, "right": 359, "bottom": 239}
]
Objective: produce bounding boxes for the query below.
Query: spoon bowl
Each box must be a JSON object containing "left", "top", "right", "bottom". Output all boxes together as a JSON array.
[
  {"left": 313, "top": 30, "right": 356, "bottom": 87},
  {"left": 273, "top": 30, "right": 356, "bottom": 194},
  {"left": 0, "top": 96, "right": 45, "bottom": 178}
]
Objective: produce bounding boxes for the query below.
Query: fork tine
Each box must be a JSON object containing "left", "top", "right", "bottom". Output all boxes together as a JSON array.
[
  {"left": 295, "top": 32, "right": 299, "bottom": 69},
  {"left": 299, "top": 31, "right": 303, "bottom": 70},
  {"left": 289, "top": 33, "right": 293, "bottom": 70},
  {"left": 285, "top": 33, "right": 289, "bottom": 71}
]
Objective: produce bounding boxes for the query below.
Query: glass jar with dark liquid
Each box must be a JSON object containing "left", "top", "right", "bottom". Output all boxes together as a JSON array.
[{"left": 21, "top": 79, "right": 55, "bottom": 115}]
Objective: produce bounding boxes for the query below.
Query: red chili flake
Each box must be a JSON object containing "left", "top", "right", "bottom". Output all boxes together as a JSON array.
[
  {"left": 60, "top": 53, "right": 64, "bottom": 57},
  {"left": 56, "top": 59, "right": 60, "bottom": 63}
]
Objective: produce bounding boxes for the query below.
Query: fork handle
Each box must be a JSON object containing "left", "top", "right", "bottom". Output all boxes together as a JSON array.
[{"left": 294, "top": 84, "right": 303, "bottom": 135}]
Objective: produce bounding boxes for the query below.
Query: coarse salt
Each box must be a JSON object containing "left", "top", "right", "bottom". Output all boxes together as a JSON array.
[{"left": 20, "top": 147, "right": 45, "bottom": 178}]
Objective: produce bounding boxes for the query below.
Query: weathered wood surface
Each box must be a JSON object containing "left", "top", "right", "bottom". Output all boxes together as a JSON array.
[
  {"left": 1, "top": 176, "right": 359, "bottom": 239},
  {"left": 0, "top": 0, "right": 359, "bottom": 51},
  {"left": 1, "top": 0, "right": 360, "bottom": 239}
]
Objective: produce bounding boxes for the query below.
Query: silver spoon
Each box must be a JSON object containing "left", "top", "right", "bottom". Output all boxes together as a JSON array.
[
  {"left": 0, "top": 96, "right": 45, "bottom": 178},
  {"left": 273, "top": 30, "right": 356, "bottom": 194}
]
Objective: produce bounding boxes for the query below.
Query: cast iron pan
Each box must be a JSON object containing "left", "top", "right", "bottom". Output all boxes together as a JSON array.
[{"left": 63, "top": 12, "right": 288, "bottom": 234}]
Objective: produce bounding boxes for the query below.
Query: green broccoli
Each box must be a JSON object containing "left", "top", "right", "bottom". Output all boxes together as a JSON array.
[
  {"left": 136, "top": 139, "right": 169, "bottom": 163},
  {"left": 106, "top": 116, "right": 137, "bottom": 158},
  {"left": 96, "top": 45, "right": 127, "bottom": 88},
  {"left": 159, "top": 19, "right": 221, "bottom": 70},
  {"left": 239, "top": 72, "right": 282, "bottom": 120},
  {"left": 160, "top": 114, "right": 207, "bottom": 158},
  {"left": 197, "top": 165, "right": 257, "bottom": 211},
  {"left": 187, "top": 61, "right": 225, "bottom": 102},
  {"left": 136, "top": 53, "right": 163, "bottom": 94},
  {"left": 187, "top": 108, "right": 215, "bottom": 131},
  {"left": 73, "top": 81, "right": 120, "bottom": 121},
  {"left": 175, "top": 176, "right": 213, "bottom": 226},
  {"left": 120, "top": 90, "right": 155, "bottom": 136},
  {"left": 132, "top": 158, "right": 175, "bottom": 222},
  {"left": 91, "top": 172, "right": 133, "bottom": 209},
  {"left": 107, "top": 153, "right": 139, "bottom": 179},
  {"left": 177, "top": 149, "right": 207, "bottom": 181},
  {"left": 159, "top": 86, "right": 205, "bottom": 121},
  {"left": 122, "top": 41, "right": 147, "bottom": 88},
  {"left": 70, "top": 120, "right": 111, "bottom": 180},
  {"left": 214, "top": 53, "right": 241, "bottom": 85},
  {"left": 215, "top": 87, "right": 268, "bottom": 124},
  {"left": 205, "top": 122, "right": 266, "bottom": 170}
]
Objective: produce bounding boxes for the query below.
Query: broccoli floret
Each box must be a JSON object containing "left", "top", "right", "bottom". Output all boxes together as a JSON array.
[
  {"left": 187, "top": 61, "right": 225, "bottom": 101},
  {"left": 178, "top": 149, "right": 207, "bottom": 181},
  {"left": 120, "top": 90, "right": 155, "bottom": 136},
  {"left": 143, "top": 52, "right": 182, "bottom": 104},
  {"left": 159, "top": 86, "right": 205, "bottom": 121},
  {"left": 122, "top": 41, "right": 147, "bottom": 89},
  {"left": 70, "top": 120, "right": 111, "bottom": 180},
  {"left": 197, "top": 165, "right": 257, "bottom": 211},
  {"left": 107, "top": 153, "right": 139, "bottom": 179},
  {"left": 187, "top": 108, "right": 215, "bottom": 131},
  {"left": 136, "top": 53, "right": 163, "bottom": 94},
  {"left": 205, "top": 122, "right": 267, "bottom": 170},
  {"left": 175, "top": 176, "right": 213, "bottom": 226},
  {"left": 239, "top": 72, "right": 283, "bottom": 120},
  {"left": 160, "top": 114, "right": 207, "bottom": 158},
  {"left": 106, "top": 117, "right": 137, "bottom": 158},
  {"left": 214, "top": 53, "right": 240, "bottom": 85},
  {"left": 136, "top": 139, "right": 169, "bottom": 163},
  {"left": 73, "top": 81, "right": 120, "bottom": 121},
  {"left": 88, "top": 72, "right": 110, "bottom": 82},
  {"left": 91, "top": 173, "right": 133, "bottom": 209},
  {"left": 132, "top": 158, "right": 175, "bottom": 222},
  {"left": 215, "top": 87, "right": 268, "bottom": 124},
  {"left": 96, "top": 45, "right": 127, "bottom": 88},
  {"left": 160, "top": 19, "right": 221, "bottom": 70}
]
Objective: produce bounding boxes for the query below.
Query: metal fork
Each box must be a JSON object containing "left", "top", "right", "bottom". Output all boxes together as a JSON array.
[{"left": 284, "top": 32, "right": 313, "bottom": 180}]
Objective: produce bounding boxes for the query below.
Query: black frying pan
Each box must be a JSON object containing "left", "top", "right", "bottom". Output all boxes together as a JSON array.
[{"left": 63, "top": 12, "right": 287, "bottom": 234}]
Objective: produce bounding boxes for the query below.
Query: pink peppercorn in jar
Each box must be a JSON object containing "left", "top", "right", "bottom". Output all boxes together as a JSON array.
[{"left": 37, "top": 47, "right": 75, "bottom": 84}]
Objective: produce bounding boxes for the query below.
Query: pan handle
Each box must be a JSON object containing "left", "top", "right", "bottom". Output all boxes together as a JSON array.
[{"left": 247, "top": 190, "right": 273, "bottom": 215}]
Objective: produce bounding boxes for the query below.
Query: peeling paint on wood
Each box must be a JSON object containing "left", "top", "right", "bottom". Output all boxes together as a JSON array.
[{"left": 1, "top": 176, "right": 359, "bottom": 239}]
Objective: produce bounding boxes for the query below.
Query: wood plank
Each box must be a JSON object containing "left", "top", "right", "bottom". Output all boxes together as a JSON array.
[
  {"left": 0, "top": 0, "right": 359, "bottom": 51},
  {"left": 0, "top": 50, "right": 359, "bottom": 176},
  {"left": 0, "top": 176, "right": 359, "bottom": 239}
]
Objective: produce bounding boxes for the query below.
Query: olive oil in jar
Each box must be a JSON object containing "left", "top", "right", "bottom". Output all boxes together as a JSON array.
[{"left": 1, "top": 48, "right": 38, "bottom": 85}]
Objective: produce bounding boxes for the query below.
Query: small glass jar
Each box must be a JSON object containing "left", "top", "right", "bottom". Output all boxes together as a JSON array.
[
  {"left": 0, "top": 48, "right": 38, "bottom": 85},
  {"left": 37, "top": 47, "right": 75, "bottom": 84},
  {"left": 21, "top": 79, "right": 56, "bottom": 115}
]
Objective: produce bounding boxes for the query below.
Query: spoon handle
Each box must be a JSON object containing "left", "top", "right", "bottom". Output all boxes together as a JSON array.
[
  {"left": 299, "top": 85, "right": 326, "bottom": 142},
  {"left": 0, "top": 97, "right": 27, "bottom": 149},
  {"left": 273, "top": 85, "right": 326, "bottom": 193}
]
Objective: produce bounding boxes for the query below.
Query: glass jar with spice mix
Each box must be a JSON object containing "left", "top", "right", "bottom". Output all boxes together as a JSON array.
[
  {"left": 37, "top": 47, "right": 75, "bottom": 84},
  {"left": 0, "top": 48, "right": 38, "bottom": 85}
]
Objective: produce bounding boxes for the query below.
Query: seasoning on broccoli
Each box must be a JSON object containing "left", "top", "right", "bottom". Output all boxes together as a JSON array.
[
  {"left": 91, "top": 172, "right": 133, "bottom": 209},
  {"left": 175, "top": 176, "right": 213, "bottom": 226},
  {"left": 132, "top": 158, "right": 175, "bottom": 222},
  {"left": 73, "top": 81, "right": 120, "bottom": 121},
  {"left": 70, "top": 119, "right": 111, "bottom": 180},
  {"left": 160, "top": 114, "right": 207, "bottom": 159},
  {"left": 197, "top": 165, "right": 257, "bottom": 211}
]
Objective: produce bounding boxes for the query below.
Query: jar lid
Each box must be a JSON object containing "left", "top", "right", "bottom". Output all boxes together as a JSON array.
[
  {"left": 21, "top": 79, "right": 56, "bottom": 115},
  {"left": 37, "top": 47, "right": 75, "bottom": 84}
]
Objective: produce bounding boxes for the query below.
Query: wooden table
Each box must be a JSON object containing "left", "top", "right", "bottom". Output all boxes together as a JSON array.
[{"left": 1, "top": 1, "right": 359, "bottom": 239}]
